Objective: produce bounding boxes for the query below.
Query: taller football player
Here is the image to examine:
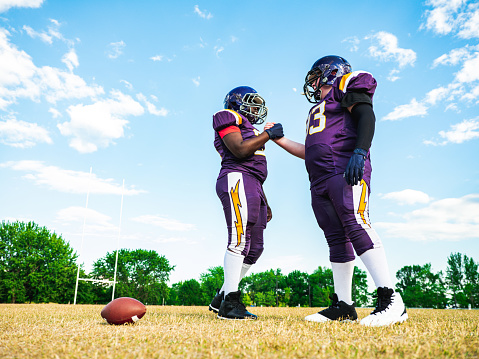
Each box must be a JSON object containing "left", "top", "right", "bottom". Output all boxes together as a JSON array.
[
  {"left": 266, "top": 56, "right": 408, "bottom": 326},
  {"left": 211, "top": 86, "right": 283, "bottom": 320}
]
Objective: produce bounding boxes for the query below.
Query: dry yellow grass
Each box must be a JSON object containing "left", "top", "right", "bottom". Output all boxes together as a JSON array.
[{"left": 1, "top": 304, "right": 478, "bottom": 358}]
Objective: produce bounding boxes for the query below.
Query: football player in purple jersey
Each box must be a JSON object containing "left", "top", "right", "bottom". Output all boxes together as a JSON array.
[
  {"left": 266, "top": 56, "right": 407, "bottom": 326},
  {"left": 210, "top": 86, "right": 283, "bottom": 320}
]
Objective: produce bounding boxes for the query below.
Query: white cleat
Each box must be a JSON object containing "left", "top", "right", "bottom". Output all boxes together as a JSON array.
[
  {"left": 360, "top": 287, "right": 408, "bottom": 327},
  {"left": 305, "top": 312, "right": 331, "bottom": 323},
  {"left": 305, "top": 293, "right": 358, "bottom": 323}
]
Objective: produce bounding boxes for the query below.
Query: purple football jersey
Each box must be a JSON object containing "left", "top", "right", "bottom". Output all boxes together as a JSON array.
[
  {"left": 305, "top": 71, "right": 377, "bottom": 187},
  {"left": 213, "top": 109, "right": 267, "bottom": 183}
]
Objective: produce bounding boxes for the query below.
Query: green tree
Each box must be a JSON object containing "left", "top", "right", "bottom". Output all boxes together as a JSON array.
[
  {"left": 0, "top": 221, "right": 78, "bottom": 304},
  {"left": 446, "top": 253, "right": 479, "bottom": 308},
  {"left": 352, "top": 266, "right": 369, "bottom": 307},
  {"left": 396, "top": 264, "right": 447, "bottom": 308},
  {"left": 240, "top": 269, "right": 282, "bottom": 306},
  {"left": 199, "top": 266, "right": 224, "bottom": 305},
  {"left": 91, "top": 249, "right": 174, "bottom": 305},
  {"left": 309, "top": 266, "right": 333, "bottom": 307},
  {"left": 174, "top": 279, "right": 203, "bottom": 305},
  {"left": 464, "top": 255, "right": 479, "bottom": 308},
  {"left": 282, "top": 287, "right": 291, "bottom": 307},
  {"left": 242, "top": 292, "right": 252, "bottom": 306},
  {"left": 446, "top": 253, "right": 464, "bottom": 308},
  {"left": 255, "top": 292, "right": 266, "bottom": 306},
  {"left": 285, "top": 270, "right": 309, "bottom": 307}
]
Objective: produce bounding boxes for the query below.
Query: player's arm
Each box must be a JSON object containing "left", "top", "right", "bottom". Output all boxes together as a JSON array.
[
  {"left": 264, "top": 122, "right": 305, "bottom": 159},
  {"left": 347, "top": 102, "right": 375, "bottom": 153},
  {"left": 343, "top": 100, "right": 376, "bottom": 185},
  {"left": 272, "top": 137, "right": 305, "bottom": 159},
  {"left": 221, "top": 124, "right": 283, "bottom": 159}
]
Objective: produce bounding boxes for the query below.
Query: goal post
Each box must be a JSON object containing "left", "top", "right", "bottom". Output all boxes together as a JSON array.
[{"left": 73, "top": 168, "right": 125, "bottom": 305}]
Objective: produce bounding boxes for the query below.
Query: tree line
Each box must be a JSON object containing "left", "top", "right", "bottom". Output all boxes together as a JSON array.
[{"left": 1, "top": 221, "right": 478, "bottom": 309}]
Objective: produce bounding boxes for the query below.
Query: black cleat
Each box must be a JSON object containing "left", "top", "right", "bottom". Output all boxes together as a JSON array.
[
  {"left": 217, "top": 290, "right": 257, "bottom": 320},
  {"left": 305, "top": 293, "right": 358, "bottom": 322},
  {"left": 209, "top": 288, "right": 224, "bottom": 313}
]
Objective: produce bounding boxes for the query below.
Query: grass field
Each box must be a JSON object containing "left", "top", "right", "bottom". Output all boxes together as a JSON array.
[{"left": 1, "top": 304, "right": 478, "bottom": 358}]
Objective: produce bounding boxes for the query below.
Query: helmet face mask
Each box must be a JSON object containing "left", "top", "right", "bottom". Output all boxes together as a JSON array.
[
  {"left": 303, "top": 55, "right": 352, "bottom": 103},
  {"left": 224, "top": 86, "right": 268, "bottom": 124}
]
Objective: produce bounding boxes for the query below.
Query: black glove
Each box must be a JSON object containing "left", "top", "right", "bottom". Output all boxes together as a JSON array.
[
  {"left": 265, "top": 123, "right": 284, "bottom": 140},
  {"left": 344, "top": 148, "right": 367, "bottom": 186}
]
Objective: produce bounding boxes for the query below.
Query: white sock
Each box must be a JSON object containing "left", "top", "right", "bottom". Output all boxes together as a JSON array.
[
  {"left": 221, "top": 250, "right": 245, "bottom": 295},
  {"left": 359, "top": 247, "right": 394, "bottom": 289},
  {"left": 239, "top": 263, "right": 252, "bottom": 281},
  {"left": 331, "top": 261, "right": 354, "bottom": 305},
  {"left": 220, "top": 262, "right": 251, "bottom": 294}
]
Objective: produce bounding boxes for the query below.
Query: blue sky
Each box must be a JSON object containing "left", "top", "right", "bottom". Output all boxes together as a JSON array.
[{"left": 1, "top": 0, "right": 478, "bottom": 288}]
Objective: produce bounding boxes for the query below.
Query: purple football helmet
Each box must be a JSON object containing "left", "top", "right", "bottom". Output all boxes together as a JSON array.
[
  {"left": 223, "top": 86, "right": 268, "bottom": 124},
  {"left": 303, "top": 55, "right": 352, "bottom": 103}
]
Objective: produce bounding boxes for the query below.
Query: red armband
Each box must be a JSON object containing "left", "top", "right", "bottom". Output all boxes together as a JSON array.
[{"left": 218, "top": 125, "right": 240, "bottom": 139}]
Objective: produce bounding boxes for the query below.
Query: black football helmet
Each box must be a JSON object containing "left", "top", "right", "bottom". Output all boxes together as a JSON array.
[
  {"left": 223, "top": 86, "right": 268, "bottom": 124},
  {"left": 303, "top": 55, "right": 352, "bottom": 103}
]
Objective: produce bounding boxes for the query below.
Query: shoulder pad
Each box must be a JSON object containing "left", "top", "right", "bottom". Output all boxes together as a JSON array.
[
  {"left": 213, "top": 109, "right": 243, "bottom": 131},
  {"left": 338, "top": 71, "right": 377, "bottom": 95}
]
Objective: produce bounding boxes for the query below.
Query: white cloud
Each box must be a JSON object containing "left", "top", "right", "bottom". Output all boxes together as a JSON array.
[
  {"left": 387, "top": 44, "right": 479, "bottom": 121},
  {"left": 192, "top": 76, "right": 200, "bottom": 87},
  {"left": 23, "top": 25, "right": 52, "bottom": 44},
  {"left": 367, "top": 31, "right": 416, "bottom": 68},
  {"left": 342, "top": 36, "right": 360, "bottom": 52},
  {"left": 0, "top": 160, "right": 146, "bottom": 195},
  {"left": 0, "top": 116, "right": 52, "bottom": 148},
  {"left": 120, "top": 79, "right": 133, "bottom": 90},
  {"left": 132, "top": 215, "right": 196, "bottom": 231},
  {"left": 432, "top": 45, "right": 479, "bottom": 67},
  {"left": 458, "top": 6, "right": 479, "bottom": 38},
  {"left": 107, "top": 41, "right": 126, "bottom": 59},
  {"left": 425, "top": 118, "right": 479, "bottom": 145},
  {"left": 382, "top": 98, "right": 428, "bottom": 121},
  {"left": 424, "top": 86, "right": 451, "bottom": 105},
  {"left": 380, "top": 189, "right": 432, "bottom": 205},
  {"left": 22, "top": 19, "right": 66, "bottom": 45},
  {"left": 194, "top": 5, "right": 212, "bottom": 20},
  {"left": 422, "top": 0, "right": 479, "bottom": 39},
  {"left": 375, "top": 194, "right": 479, "bottom": 241},
  {"left": 136, "top": 93, "right": 168, "bottom": 116},
  {"left": 48, "top": 107, "right": 61, "bottom": 118},
  {"left": 0, "top": 28, "right": 103, "bottom": 109},
  {"left": 0, "top": 0, "right": 44, "bottom": 13},
  {"left": 387, "top": 69, "right": 400, "bottom": 82},
  {"left": 214, "top": 46, "right": 224, "bottom": 57},
  {"left": 61, "top": 48, "right": 79, "bottom": 72},
  {"left": 58, "top": 90, "right": 144, "bottom": 153},
  {"left": 455, "top": 52, "right": 479, "bottom": 83},
  {"left": 150, "top": 55, "right": 163, "bottom": 62},
  {"left": 55, "top": 206, "right": 121, "bottom": 235},
  {"left": 422, "top": 0, "right": 464, "bottom": 35}
]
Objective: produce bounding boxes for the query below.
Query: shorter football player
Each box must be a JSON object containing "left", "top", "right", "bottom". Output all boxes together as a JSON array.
[{"left": 211, "top": 86, "right": 283, "bottom": 320}]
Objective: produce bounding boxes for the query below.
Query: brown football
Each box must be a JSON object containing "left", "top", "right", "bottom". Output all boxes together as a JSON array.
[{"left": 101, "top": 297, "right": 146, "bottom": 325}]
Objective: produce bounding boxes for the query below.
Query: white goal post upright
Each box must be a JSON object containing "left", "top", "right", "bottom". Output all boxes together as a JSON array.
[{"left": 73, "top": 168, "right": 125, "bottom": 305}]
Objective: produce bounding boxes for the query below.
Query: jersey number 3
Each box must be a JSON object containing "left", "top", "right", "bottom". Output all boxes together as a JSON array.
[{"left": 307, "top": 101, "right": 326, "bottom": 135}]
